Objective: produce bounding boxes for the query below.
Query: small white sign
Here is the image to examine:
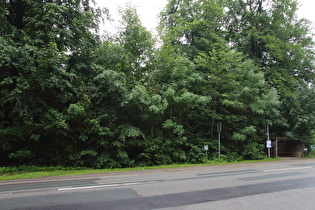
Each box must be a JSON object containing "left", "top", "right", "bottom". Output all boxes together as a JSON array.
[
  {"left": 266, "top": 140, "right": 272, "bottom": 148},
  {"left": 204, "top": 145, "right": 209, "bottom": 151}
]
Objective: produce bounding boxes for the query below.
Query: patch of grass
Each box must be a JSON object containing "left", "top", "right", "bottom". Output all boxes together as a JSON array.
[
  {"left": 304, "top": 150, "right": 315, "bottom": 158},
  {"left": 0, "top": 158, "right": 280, "bottom": 181},
  {"left": 305, "top": 155, "right": 315, "bottom": 158}
]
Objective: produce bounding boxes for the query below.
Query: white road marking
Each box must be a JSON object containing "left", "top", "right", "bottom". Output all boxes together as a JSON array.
[
  {"left": 58, "top": 181, "right": 158, "bottom": 191},
  {"left": 263, "top": 166, "right": 312, "bottom": 173}
]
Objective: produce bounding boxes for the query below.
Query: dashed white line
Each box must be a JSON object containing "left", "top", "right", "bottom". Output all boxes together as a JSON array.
[
  {"left": 58, "top": 181, "right": 158, "bottom": 191},
  {"left": 263, "top": 166, "right": 312, "bottom": 173}
]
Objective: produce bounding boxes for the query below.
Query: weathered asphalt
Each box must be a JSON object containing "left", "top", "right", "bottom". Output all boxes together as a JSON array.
[
  {"left": 0, "top": 157, "right": 312, "bottom": 185},
  {"left": 2, "top": 157, "right": 315, "bottom": 210}
]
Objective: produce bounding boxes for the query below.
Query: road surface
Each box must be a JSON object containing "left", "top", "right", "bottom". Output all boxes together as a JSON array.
[{"left": 1, "top": 158, "right": 315, "bottom": 209}]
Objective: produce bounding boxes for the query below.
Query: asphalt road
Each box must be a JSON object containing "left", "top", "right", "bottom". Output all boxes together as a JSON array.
[{"left": 1, "top": 158, "right": 315, "bottom": 209}]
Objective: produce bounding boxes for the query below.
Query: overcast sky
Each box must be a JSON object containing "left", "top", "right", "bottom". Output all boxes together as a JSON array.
[
  {"left": 96, "top": 0, "right": 166, "bottom": 32},
  {"left": 96, "top": 0, "right": 315, "bottom": 35}
]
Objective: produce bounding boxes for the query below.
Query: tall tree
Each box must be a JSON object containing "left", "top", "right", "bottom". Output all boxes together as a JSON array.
[
  {"left": 0, "top": 0, "right": 103, "bottom": 166},
  {"left": 195, "top": 49, "right": 280, "bottom": 159},
  {"left": 117, "top": 4, "right": 156, "bottom": 84},
  {"left": 159, "top": 0, "right": 225, "bottom": 59},
  {"left": 159, "top": 0, "right": 282, "bottom": 160},
  {"left": 225, "top": 0, "right": 315, "bottom": 139}
]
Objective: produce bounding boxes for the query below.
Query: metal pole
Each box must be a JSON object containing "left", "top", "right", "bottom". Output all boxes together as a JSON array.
[
  {"left": 218, "top": 132, "right": 221, "bottom": 157},
  {"left": 217, "top": 122, "right": 221, "bottom": 158},
  {"left": 267, "top": 124, "right": 270, "bottom": 158}
]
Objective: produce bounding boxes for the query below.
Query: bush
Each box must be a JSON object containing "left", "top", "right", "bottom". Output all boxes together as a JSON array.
[
  {"left": 306, "top": 149, "right": 315, "bottom": 158},
  {"left": 241, "top": 143, "right": 265, "bottom": 160},
  {"left": 0, "top": 166, "right": 88, "bottom": 174}
]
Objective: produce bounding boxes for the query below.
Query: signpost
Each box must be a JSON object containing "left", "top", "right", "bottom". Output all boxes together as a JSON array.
[
  {"left": 204, "top": 145, "right": 208, "bottom": 159},
  {"left": 266, "top": 125, "right": 271, "bottom": 158},
  {"left": 217, "top": 122, "right": 222, "bottom": 157}
]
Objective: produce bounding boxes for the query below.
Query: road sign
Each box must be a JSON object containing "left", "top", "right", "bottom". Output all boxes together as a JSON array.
[{"left": 217, "top": 122, "right": 222, "bottom": 133}]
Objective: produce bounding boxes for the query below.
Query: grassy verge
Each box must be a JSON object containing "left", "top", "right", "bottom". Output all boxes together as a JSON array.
[{"left": 0, "top": 158, "right": 280, "bottom": 181}]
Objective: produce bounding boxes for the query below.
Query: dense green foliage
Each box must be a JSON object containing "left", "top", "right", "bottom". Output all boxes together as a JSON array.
[{"left": 0, "top": 0, "right": 314, "bottom": 168}]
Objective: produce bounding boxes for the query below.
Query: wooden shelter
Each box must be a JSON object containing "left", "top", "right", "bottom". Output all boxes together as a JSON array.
[{"left": 271, "top": 137, "right": 304, "bottom": 158}]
